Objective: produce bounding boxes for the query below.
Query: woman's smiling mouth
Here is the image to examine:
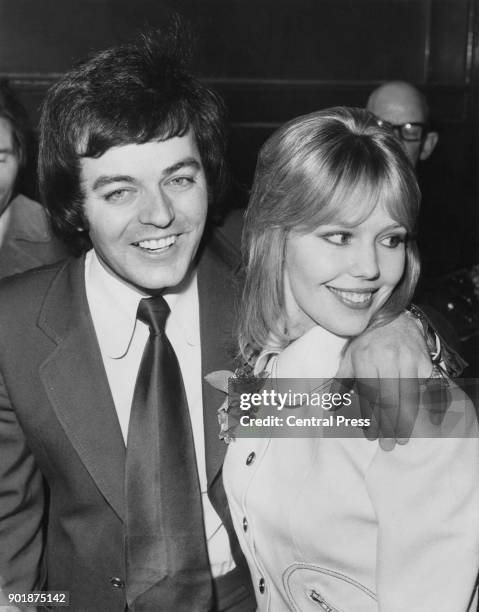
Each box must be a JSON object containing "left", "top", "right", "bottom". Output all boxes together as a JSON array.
[{"left": 327, "top": 286, "right": 378, "bottom": 309}]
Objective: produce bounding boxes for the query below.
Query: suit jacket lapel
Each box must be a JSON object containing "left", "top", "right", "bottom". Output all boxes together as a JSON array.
[
  {"left": 198, "top": 242, "right": 240, "bottom": 488},
  {"left": 38, "top": 257, "right": 126, "bottom": 520}
]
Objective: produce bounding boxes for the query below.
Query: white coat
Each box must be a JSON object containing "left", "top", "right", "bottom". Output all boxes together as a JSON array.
[{"left": 223, "top": 325, "right": 479, "bottom": 611}]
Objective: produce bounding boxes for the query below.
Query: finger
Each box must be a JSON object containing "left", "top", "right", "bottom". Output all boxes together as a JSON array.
[
  {"left": 429, "top": 410, "right": 443, "bottom": 426},
  {"left": 362, "top": 393, "right": 381, "bottom": 441},
  {"left": 355, "top": 377, "right": 381, "bottom": 440},
  {"left": 354, "top": 352, "right": 399, "bottom": 442},
  {"left": 396, "top": 368, "right": 420, "bottom": 441},
  {"left": 378, "top": 437, "right": 396, "bottom": 451},
  {"left": 376, "top": 357, "right": 422, "bottom": 445},
  {"left": 349, "top": 357, "right": 381, "bottom": 440},
  {"left": 376, "top": 376, "right": 399, "bottom": 443}
]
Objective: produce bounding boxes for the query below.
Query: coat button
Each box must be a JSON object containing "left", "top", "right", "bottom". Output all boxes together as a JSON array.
[
  {"left": 110, "top": 577, "right": 124, "bottom": 588},
  {"left": 259, "top": 577, "right": 265, "bottom": 593},
  {"left": 243, "top": 517, "right": 248, "bottom": 532},
  {"left": 246, "top": 452, "right": 256, "bottom": 465}
]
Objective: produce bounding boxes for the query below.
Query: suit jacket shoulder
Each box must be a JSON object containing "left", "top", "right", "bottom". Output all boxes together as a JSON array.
[
  {"left": 0, "top": 195, "right": 69, "bottom": 279},
  {"left": 214, "top": 208, "right": 245, "bottom": 255},
  {"left": 0, "top": 257, "right": 80, "bottom": 354},
  {"left": 0, "top": 257, "right": 70, "bottom": 315},
  {"left": 197, "top": 225, "right": 243, "bottom": 363}
]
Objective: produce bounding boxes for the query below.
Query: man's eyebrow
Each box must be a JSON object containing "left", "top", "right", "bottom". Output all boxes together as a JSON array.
[
  {"left": 92, "top": 175, "right": 136, "bottom": 191},
  {"left": 0, "top": 148, "right": 14, "bottom": 154},
  {"left": 162, "top": 158, "right": 201, "bottom": 177},
  {"left": 91, "top": 158, "right": 201, "bottom": 191}
]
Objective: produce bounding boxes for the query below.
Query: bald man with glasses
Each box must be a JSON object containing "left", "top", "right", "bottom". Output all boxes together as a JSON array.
[{"left": 366, "top": 80, "right": 438, "bottom": 168}]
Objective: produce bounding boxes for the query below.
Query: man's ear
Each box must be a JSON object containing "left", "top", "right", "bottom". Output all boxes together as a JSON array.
[{"left": 419, "top": 131, "right": 438, "bottom": 161}]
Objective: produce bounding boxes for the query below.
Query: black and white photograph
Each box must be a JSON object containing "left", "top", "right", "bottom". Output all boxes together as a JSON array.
[{"left": 0, "top": 1, "right": 478, "bottom": 610}]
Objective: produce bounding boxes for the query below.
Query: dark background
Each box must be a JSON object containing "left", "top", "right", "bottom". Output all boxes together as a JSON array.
[
  {"left": 1, "top": 0, "right": 478, "bottom": 273},
  {"left": 1, "top": 0, "right": 478, "bottom": 222}
]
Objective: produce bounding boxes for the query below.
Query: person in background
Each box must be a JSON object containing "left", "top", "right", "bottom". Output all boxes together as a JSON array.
[
  {"left": 0, "top": 79, "right": 67, "bottom": 276},
  {"left": 367, "top": 80, "right": 479, "bottom": 374},
  {"left": 366, "top": 81, "right": 438, "bottom": 167}
]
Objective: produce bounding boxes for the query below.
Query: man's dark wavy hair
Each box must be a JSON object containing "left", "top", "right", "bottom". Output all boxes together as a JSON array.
[{"left": 39, "top": 22, "right": 228, "bottom": 255}]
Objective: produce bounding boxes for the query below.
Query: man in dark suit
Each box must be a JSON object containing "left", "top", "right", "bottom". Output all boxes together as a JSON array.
[{"left": 0, "top": 28, "right": 441, "bottom": 612}]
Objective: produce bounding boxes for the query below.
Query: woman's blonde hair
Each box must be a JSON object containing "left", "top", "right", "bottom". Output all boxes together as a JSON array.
[{"left": 239, "top": 107, "right": 421, "bottom": 360}]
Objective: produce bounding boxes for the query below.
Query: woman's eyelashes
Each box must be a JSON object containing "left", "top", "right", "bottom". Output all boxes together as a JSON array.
[
  {"left": 318, "top": 230, "right": 407, "bottom": 248},
  {"left": 379, "top": 233, "right": 407, "bottom": 248},
  {"left": 320, "top": 231, "right": 352, "bottom": 245}
]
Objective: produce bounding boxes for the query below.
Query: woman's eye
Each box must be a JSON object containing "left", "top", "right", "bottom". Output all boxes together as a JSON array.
[
  {"left": 322, "top": 232, "right": 352, "bottom": 245},
  {"left": 380, "top": 234, "right": 406, "bottom": 248}
]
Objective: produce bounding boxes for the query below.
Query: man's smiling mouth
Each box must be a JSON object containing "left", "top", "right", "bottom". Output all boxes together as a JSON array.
[{"left": 133, "top": 235, "right": 178, "bottom": 251}]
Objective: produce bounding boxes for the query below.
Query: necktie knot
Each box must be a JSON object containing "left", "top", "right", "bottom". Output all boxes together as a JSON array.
[{"left": 137, "top": 296, "right": 170, "bottom": 335}]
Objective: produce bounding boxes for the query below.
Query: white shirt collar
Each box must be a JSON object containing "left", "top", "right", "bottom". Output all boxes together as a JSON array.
[{"left": 85, "top": 249, "right": 199, "bottom": 359}]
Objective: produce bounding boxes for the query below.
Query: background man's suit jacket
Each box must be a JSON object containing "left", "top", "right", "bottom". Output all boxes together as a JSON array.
[
  {"left": 0, "top": 194, "right": 68, "bottom": 279},
  {"left": 0, "top": 231, "right": 254, "bottom": 611}
]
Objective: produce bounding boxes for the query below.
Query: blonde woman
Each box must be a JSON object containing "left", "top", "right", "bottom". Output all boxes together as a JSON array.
[{"left": 223, "top": 108, "right": 479, "bottom": 611}]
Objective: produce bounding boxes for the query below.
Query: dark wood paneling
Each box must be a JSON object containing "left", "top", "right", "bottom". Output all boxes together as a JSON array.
[
  {"left": 0, "top": 0, "right": 430, "bottom": 80},
  {"left": 0, "top": 0, "right": 472, "bottom": 84},
  {"left": 0, "top": 0, "right": 477, "bottom": 256},
  {"left": 191, "top": 0, "right": 429, "bottom": 81},
  {"left": 0, "top": 0, "right": 172, "bottom": 73},
  {"left": 429, "top": 0, "right": 472, "bottom": 83}
]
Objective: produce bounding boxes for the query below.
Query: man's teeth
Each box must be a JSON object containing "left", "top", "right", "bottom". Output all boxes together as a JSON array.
[
  {"left": 329, "top": 288, "right": 373, "bottom": 303},
  {"left": 137, "top": 236, "right": 177, "bottom": 250}
]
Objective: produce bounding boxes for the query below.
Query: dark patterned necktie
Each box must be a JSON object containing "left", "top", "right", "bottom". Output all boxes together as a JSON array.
[{"left": 125, "top": 296, "right": 213, "bottom": 611}]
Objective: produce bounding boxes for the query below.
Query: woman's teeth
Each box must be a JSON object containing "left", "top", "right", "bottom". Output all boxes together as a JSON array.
[{"left": 328, "top": 287, "right": 374, "bottom": 304}]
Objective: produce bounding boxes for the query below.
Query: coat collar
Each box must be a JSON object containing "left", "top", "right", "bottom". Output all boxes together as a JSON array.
[{"left": 38, "top": 256, "right": 126, "bottom": 520}]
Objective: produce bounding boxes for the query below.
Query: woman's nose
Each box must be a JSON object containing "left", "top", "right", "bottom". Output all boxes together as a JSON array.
[{"left": 349, "top": 243, "right": 380, "bottom": 280}]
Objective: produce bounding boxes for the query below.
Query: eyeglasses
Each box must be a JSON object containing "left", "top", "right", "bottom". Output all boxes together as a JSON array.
[{"left": 375, "top": 119, "right": 428, "bottom": 142}]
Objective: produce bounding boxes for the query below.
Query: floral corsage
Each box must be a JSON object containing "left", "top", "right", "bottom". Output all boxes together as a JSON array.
[{"left": 205, "top": 363, "right": 268, "bottom": 444}]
